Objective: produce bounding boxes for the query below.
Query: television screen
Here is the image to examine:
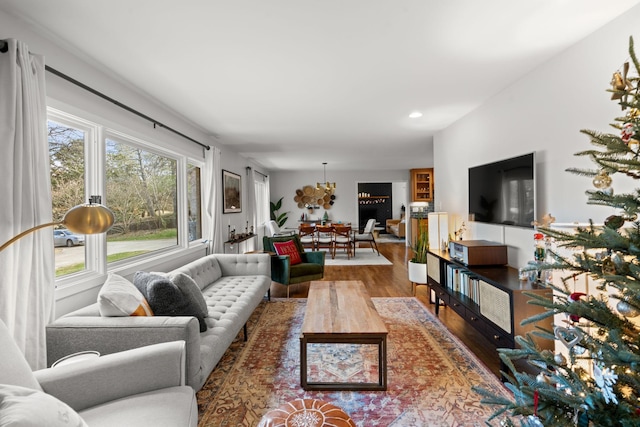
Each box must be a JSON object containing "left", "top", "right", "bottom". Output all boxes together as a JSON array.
[{"left": 468, "top": 153, "right": 535, "bottom": 228}]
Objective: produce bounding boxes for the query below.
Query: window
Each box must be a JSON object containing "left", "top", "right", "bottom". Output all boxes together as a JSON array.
[
  {"left": 105, "top": 137, "right": 178, "bottom": 263},
  {"left": 48, "top": 107, "right": 203, "bottom": 286},
  {"left": 48, "top": 118, "right": 88, "bottom": 277}
]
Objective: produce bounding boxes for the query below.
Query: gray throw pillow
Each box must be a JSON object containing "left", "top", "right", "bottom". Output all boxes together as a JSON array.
[
  {"left": 133, "top": 271, "right": 207, "bottom": 332},
  {"left": 168, "top": 272, "right": 208, "bottom": 317}
]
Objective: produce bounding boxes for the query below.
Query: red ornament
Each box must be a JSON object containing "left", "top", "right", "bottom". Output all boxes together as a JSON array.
[
  {"left": 621, "top": 122, "right": 635, "bottom": 143},
  {"left": 570, "top": 292, "right": 587, "bottom": 301},
  {"left": 569, "top": 292, "right": 587, "bottom": 322}
]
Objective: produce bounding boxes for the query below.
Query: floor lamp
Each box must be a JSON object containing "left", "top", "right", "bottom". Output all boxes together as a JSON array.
[{"left": 0, "top": 196, "right": 115, "bottom": 252}]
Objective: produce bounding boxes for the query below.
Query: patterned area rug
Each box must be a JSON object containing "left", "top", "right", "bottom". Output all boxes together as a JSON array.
[{"left": 197, "top": 298, "right": 509, "bottom": 427}]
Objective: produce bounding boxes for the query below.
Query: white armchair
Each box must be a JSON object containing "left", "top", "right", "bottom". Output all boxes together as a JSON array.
[
  {"left": 267, "top": 220, "right": 295, "bottom": 237},
  {"left": 0, "top": 319, "right": 197, "bottom": 427}
]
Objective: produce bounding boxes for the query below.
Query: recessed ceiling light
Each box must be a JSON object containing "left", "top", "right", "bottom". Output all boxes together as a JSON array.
[{"left": 409, "top": 111, "right": 422, "bottom": 118}]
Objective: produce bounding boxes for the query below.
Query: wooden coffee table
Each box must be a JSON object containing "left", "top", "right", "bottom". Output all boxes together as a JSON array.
[{"left": 300, "top": 280, "right": 388, "bottom": 391}]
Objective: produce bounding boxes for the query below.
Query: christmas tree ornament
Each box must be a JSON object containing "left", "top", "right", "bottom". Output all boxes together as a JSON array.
[
  {"left": 611, "top": 71, "right": 626, "bottom": 99},
  {"left": 525, "top": 415, "right": 544, "bottom": 427},
  {"left": 602, "top": 256, "right": 616, "bottom": 275},
  {"left": 616, "top": 298, "right": 640, "bottom": 318},
  {"left": 536, "top": 372, "right": 552, "bottom": 384},
  {"left": 621, "top": 122, "right": 636, "bottom": 143},
  {"left": 553, "top": 353, "right": 567, "bottom": 365},
  {"left": 533, "top": 233, "right": 545, "bottom": 261},
  {"left": 592, "top": 170, "right": 612, "bottom": 189},
  {"left": 604, "top": 214, "right": 624, "bottom": 229},
  {"left": 568, "top": 292, "right": 587, "bottom": 322},
  {"left": 629, "top": 108, "right": 640, "bottom": 119},
  {"left": 594, "top": 365, "right": 619, "bottom": 404},
  {"left": 554, "top": 326, "right": 584, "bottom": 351},
  {"left": 573, "top": 345, "right": 587, "bottom": 355}
]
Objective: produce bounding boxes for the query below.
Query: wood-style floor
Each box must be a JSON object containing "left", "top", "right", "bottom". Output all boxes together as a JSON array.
[{"left": 268, "top": 240, "right": 502, "bottom": 378}]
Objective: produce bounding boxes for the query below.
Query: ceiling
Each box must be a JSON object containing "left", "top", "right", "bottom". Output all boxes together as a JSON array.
[{"left": 2, "top": 1, "right": 639, "bottom": 172}]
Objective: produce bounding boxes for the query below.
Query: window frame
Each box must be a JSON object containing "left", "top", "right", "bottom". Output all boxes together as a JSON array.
[{"left": 48, "top": 107, "right": 206, "bottom": 298}]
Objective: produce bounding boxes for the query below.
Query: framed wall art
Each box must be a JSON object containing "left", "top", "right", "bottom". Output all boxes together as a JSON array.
[{"left": 222, "top": 170, "right": 242, "bottom": 213}]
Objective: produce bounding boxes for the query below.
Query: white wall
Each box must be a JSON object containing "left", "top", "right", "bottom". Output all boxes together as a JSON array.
[
  {"left": 269, "top": 169, "right": 411, "bottom": 231},
  {"left": 434, "top": 5, "right": 640, "bottom": 269}
]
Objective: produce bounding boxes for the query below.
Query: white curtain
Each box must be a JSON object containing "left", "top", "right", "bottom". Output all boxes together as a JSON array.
[
  {"left": 0, "top": 39, "right": 53, "bottom": 369},
  {"left": 253, "top": 172, "right": 270, "bottom": 249},
  {"left": 203, "top": 146, "right": 223, "bottom": 253},
  {"left": 246, "top": 167, "right": 257, "bottom": 235}
]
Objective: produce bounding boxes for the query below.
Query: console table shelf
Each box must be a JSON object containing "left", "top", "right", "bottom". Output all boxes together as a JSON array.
[{"left": 425, "top": 249, "right": 554, "bottom": 362}]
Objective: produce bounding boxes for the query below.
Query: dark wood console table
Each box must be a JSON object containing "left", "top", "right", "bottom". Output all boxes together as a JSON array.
[{"left": 425, "top": 249, "right": 553, "bottom": 364}]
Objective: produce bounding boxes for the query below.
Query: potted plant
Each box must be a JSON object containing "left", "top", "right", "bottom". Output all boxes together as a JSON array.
[
  {"left": 408, "top": 222, "right": 429, "bottom": 284},
  {"left": 270, "top": 197, "right": 289, "bottom": 228}
]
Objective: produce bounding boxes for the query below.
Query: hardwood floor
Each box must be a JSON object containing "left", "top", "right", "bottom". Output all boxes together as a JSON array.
[{"left": 268, "top": 240, "right": 502, "bottom": 378}]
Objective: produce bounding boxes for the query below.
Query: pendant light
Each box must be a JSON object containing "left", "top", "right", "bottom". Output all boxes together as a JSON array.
[{"left": 316, "top": 162, "right": 336, "bottom": 192}]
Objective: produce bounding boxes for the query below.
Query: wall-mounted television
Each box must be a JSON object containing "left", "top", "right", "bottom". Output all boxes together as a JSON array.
[{"left": 468, "top": 152, "right": 535, "bottom": 228}]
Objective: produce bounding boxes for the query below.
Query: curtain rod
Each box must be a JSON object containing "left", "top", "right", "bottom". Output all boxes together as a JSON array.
[
  {"left": 246, "top": 166, "right": 268, "bottom": 178},
  {"left": 44, "top": 65, "right": 210, "bottom": 151}
]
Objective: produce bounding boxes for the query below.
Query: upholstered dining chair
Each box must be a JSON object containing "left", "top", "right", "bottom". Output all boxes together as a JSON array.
[
  {"left": 263, "top": 235, "right": 325, "bottom": 297},
  {"left": 315, "top": 225, "right": 334, "bottom": 254},
  {"left": 333, "top": 225, "right": 354, "bottom": 259},
  {"left": 354, "top": 218, "right": 379, "bottom": 256}
]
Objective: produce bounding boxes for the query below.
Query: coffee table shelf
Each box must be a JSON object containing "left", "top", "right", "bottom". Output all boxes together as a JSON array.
[{"left": 300, "top": 280, "right": 388, "bottom": 391}]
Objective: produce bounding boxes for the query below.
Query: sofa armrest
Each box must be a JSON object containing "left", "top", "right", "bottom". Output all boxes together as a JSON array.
[
  {"left": 46, "top": 315, "right": 201, "bottom": 388},
  {"left": 36, "top": 341, "right": 188, "bottom": 412}
]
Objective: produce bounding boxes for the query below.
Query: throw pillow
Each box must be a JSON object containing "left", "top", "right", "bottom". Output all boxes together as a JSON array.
[
  {"left": 97, "top": 273, "right": 154, "bottom": 317},
  {"left": 0, "top": 384, "right": 88, "bottom": 427},
  {"left": 133, "top": 271, "right": 208, "bottom": 332},
  {"left": 168, "top": 272, "right": 209, "bottom": 318},
  {"left": 273, "top": 240, "right": 302, "bottom": 265}
]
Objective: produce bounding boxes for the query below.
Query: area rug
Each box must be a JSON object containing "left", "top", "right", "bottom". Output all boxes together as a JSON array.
[
  {"left": 196, "top": 298, "right": 509, "bottom": 427},
  {"left": 323, "top": 250, "right": 392, "bottom": 266}
]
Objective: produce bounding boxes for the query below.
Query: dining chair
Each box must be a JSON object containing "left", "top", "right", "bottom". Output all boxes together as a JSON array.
[
  {"left": 315, "top": 225, "right": 334, "bottom": 255},
  {"left": 354, "top": 218, "right": 379, "bottom": 255},
  {"left": 332, "top": 225, "right": 354, "bottom": 259},
  {"left": 298, "top": 225, "right": 317, "bottom": 251}
]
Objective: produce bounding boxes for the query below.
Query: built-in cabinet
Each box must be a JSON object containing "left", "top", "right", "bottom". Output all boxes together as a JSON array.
[
  {"left": 425, "top": 249, "right": 554, "bottom": 368},
  {"left": 410, "top": 168, "right": 434, "bottom": 202}
]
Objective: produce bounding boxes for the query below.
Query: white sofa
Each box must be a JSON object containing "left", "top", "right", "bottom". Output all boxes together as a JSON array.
[
  {"left": 46, "top": 253, "right": 271, "bottom": 391},
  {"left": 0, "top": 318, "right": 197, "bottom": 427}
]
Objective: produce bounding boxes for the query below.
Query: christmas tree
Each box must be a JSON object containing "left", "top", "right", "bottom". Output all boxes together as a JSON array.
[{"left": 474, "top": 37, "right": 640, "bottom": 427}]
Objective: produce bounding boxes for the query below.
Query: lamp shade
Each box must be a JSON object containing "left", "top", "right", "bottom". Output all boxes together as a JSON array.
[{"left": 62, "top": 203, "right": 114, "bottom": 234}]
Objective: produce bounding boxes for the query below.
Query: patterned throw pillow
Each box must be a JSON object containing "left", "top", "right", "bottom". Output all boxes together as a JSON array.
[
  {"left": 97, "top": 273, "right": 154, "bottom": 317},
  {"left": 273, "top": 240, "right": 302, "bottom": 265},
  {"left": 0, "top": 384, "right": 88, "bottom": 427}
]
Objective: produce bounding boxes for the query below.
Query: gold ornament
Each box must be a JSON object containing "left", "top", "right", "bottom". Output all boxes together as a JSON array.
[
  {"left": 628, "top": 108, "right": 640, "bottom": 119},
  {"left": 602, "top": 256, "right": 616, "bottom": 275},
  {"left": 592, "top": 170, "right": 612, "bottom": 189},
  {"left": 611, "top": 62, "right": 632, "bottom": 104}
]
